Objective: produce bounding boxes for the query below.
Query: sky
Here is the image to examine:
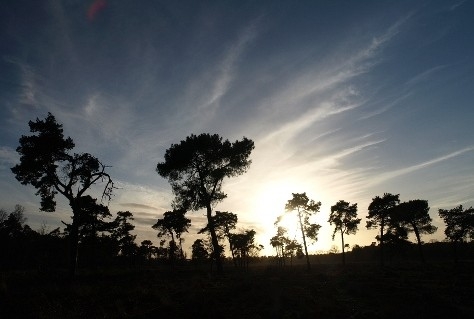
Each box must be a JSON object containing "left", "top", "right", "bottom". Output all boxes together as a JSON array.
[{"left": 1, "top": 0, "right": 473, "bottom": 256}]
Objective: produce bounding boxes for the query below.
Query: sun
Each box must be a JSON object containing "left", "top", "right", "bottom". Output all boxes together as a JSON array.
[
  {"left": 250, "top": 179, "right": 305, "bottom": 248},
  {"left": 250, "top": 178, "right": 334, "bottom": 255}
]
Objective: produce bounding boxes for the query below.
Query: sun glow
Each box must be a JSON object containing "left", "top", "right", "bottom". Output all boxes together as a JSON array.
[{"left": 250, "top": 178, "right": 336, "bottom": 255}]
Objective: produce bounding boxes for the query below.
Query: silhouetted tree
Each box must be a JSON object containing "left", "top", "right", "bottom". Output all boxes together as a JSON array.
[
  {"left": 0, "top": 209, "right": 7, "bottom": 224},
  {"left": 192, "top": 239, "right": 209, "bottom": 262},
  {"left": 329, "top": 200, "right": 361, "bottom": 265},
  {"left": 366, "top": 193, "right": 399, "bottom": 266},
  {"left": 139, "top": 240, "right": 155, "bottom": 261},
  {"left": 152, "top": 209, "right": 191, "bottom": 261},
  {"left": 285, "top": 239, "right": 303, "bottom": 266},
  {"left": 283, "top": 192, "right": 321, "bottom": 271},
  {"left": 199, "top": 211, "right": 238, "bottom": 265},
  {"left": 156, "top": 133, "right": 254, "bottom": 273},
  {"left": 61, "top": 195, "right": 114, "bottom": 267},
  {"left": 229, "top": 229, "right": 260, "bottom": 268},
  {"left": 63, "top": 196, "right": 111, "bottom": 239},
  {"left": 111, "top": 211, "right": 137, "bottom": 259},
  {"left": 393, "top": 200, "right": 437, "bottom": 263},
  {"left": 153, "top": 239, "right": 169, "bottom": 260},
  {"left": 0, "top": 205, "right": 59, "bottom": 270},
  {"left": 0, "top": 205, "right": 27, "bottom": 238},
  {"left": 11, "top": 113, "right": 114, "bottom": 276},
  {"left": 0, "top": 206, "right": 29, "bottom": 270},
  {"left": 438, "top": 205, "right": 474, "bottom": 262},
  {"left": 270, "top": 226, "right": 289, "bottom": 266}
]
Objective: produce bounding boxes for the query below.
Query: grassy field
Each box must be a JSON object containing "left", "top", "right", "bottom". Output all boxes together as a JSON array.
[{"left": 1, "top": 262, "right": 473, "bottom": 318}]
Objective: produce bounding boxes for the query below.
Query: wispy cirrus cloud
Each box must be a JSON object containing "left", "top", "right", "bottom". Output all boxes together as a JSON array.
[
  {"left": 119, "top": 202, "right": 158, "bottom": 211},
  {"left": 405, "top": 65, "right": 448, "bottom": 87},
  {"left": 182, "top": 19, "right": 260, "bottom": 127},
  {"left": 359, "top": 92, "right": 413, "bottom": 120},
  {"left": 252, "top": 15, "right": 410, "bottom": 142},
  {"left": 202, "top": 21, "right": 259, "bottom": 111},
  {"left": 367, "top": 146, "right": 474, "bottom": 187}
]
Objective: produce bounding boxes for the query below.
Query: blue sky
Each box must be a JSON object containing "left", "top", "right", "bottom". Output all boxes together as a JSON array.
[{"left": 1, "top": 0, "right": 473, "bottom": 255}]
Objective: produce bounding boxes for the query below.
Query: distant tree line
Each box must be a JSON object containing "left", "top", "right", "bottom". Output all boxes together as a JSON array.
[{"left": 272, "top": 192, "right": 474, "bottom": 268}]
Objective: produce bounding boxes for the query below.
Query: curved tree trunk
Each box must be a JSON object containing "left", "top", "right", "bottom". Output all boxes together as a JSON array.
[
  {"left": 341, "top": 230, "right": 345, "bottom": 266},
  {"left": 227, "top": 235, "right": 237, "bottom": 267},
  {"left": 206, "top": 203, "right": 223, "bottom": 273},
  {"left": 298, "top": 209, "right": 311, "bottom": 271},
  {"left": 380, "top": 218, "right": 385, "bottom": 267},
  {"left": 412, "top": 224, "right": 425, "bottom": 263},
  {"left": 69, "top": 201, "right": 80, "bottom": 278},
  {"left": 169, "top": 231, "right": 176, "bottom": 264}
]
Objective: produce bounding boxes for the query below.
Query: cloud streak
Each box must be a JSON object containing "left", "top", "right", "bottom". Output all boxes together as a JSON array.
[{"left": 368, "top": 147, "right": 474, "bottom": 187}]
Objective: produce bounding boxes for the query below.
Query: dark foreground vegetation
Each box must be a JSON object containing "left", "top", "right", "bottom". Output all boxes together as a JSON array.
[{"left": 1, "top": 260, "right": 473, "bottom": 319}]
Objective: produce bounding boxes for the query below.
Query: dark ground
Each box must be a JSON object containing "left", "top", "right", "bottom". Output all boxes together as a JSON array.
[{"left": 1, "top": 261, "right": 473, "bottom": 319}]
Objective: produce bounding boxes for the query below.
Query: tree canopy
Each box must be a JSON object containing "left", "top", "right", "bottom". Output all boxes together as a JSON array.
[
  {"left": 394, "top": 200, "right": 436, "bottom": 262},
  {"left": 366, "top": 193, "right": 400, "bottom": 266},
  {"left": 156, "top": 133, "right": 254, "bottom": 272}
]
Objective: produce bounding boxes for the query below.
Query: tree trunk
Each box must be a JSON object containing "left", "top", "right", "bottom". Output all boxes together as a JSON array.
[
  {"left": 298, "top": 209, "right": 311, "bottom": 271},
  {"left": 179, "top": 237, "right": 184, "bottom": 259},
  {"left": 69, "top": 203, "right": 80, "bottom": 278},
  {"left": 227, "top": 235, "right": 237, "bottom": 267},
  {"left": 206, "top": 203, "right": 223, "bottom": 273},
  {"left": 380, "top": 218, "right": 385, "bottom": 267},
  {"left": 341, "top": 230, "right": 345, "bottom": 266},
  {"left": 412, "top": 225, "right": 425, "bottom": 263},
  {"left": 170, "top": 232, "right": 176, "bottom": 264}
]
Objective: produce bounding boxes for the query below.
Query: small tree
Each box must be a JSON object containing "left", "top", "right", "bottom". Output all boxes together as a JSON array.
[
  {"left": 229, "top": 229, "right": 260, "bottom": 269},
  {"left": 11, "top": 113, "right": 114, "bottom": 276},
  {"left": 152, "top": 209, "right": 191, "bottom": 261},
  {"left": 329, "top": 200, "right": 361, "bottom": 265},
  {"left": 285, "top": 239, "right": 303, "bottom": 266},
  {"left": 0, "top": 205, "right": 27, "bottom": 238},
  {"left": 111, "top": 211, "right": 137, "bottom": 258},
  {"left": 270, "top": 226, "right": 289, "bottom": 266},
  {"left": 366, "top": 193, "right": 399, "bottom": 266},
  {"left": 438, "top": 205, "right": 474, "bottom": 262},
  {"left": 156, "top": 133, "right": 254, "bottom": 273},
  {"left": 192, "top": 239, "right": 209, "bottom": 262},
  {"left": 139, "top": 240, "right": 155, "bottom": 261},
  {"left": 283, "top": 192, "right": 321, "bottom": 271}
]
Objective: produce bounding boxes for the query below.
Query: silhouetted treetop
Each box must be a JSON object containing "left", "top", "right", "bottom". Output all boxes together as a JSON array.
[
  {"left": 11, "top": 113, "right": 114, "bottom": 212},
  {"left": 156, "top": 133, "right": 254, "bottom": 211}
]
